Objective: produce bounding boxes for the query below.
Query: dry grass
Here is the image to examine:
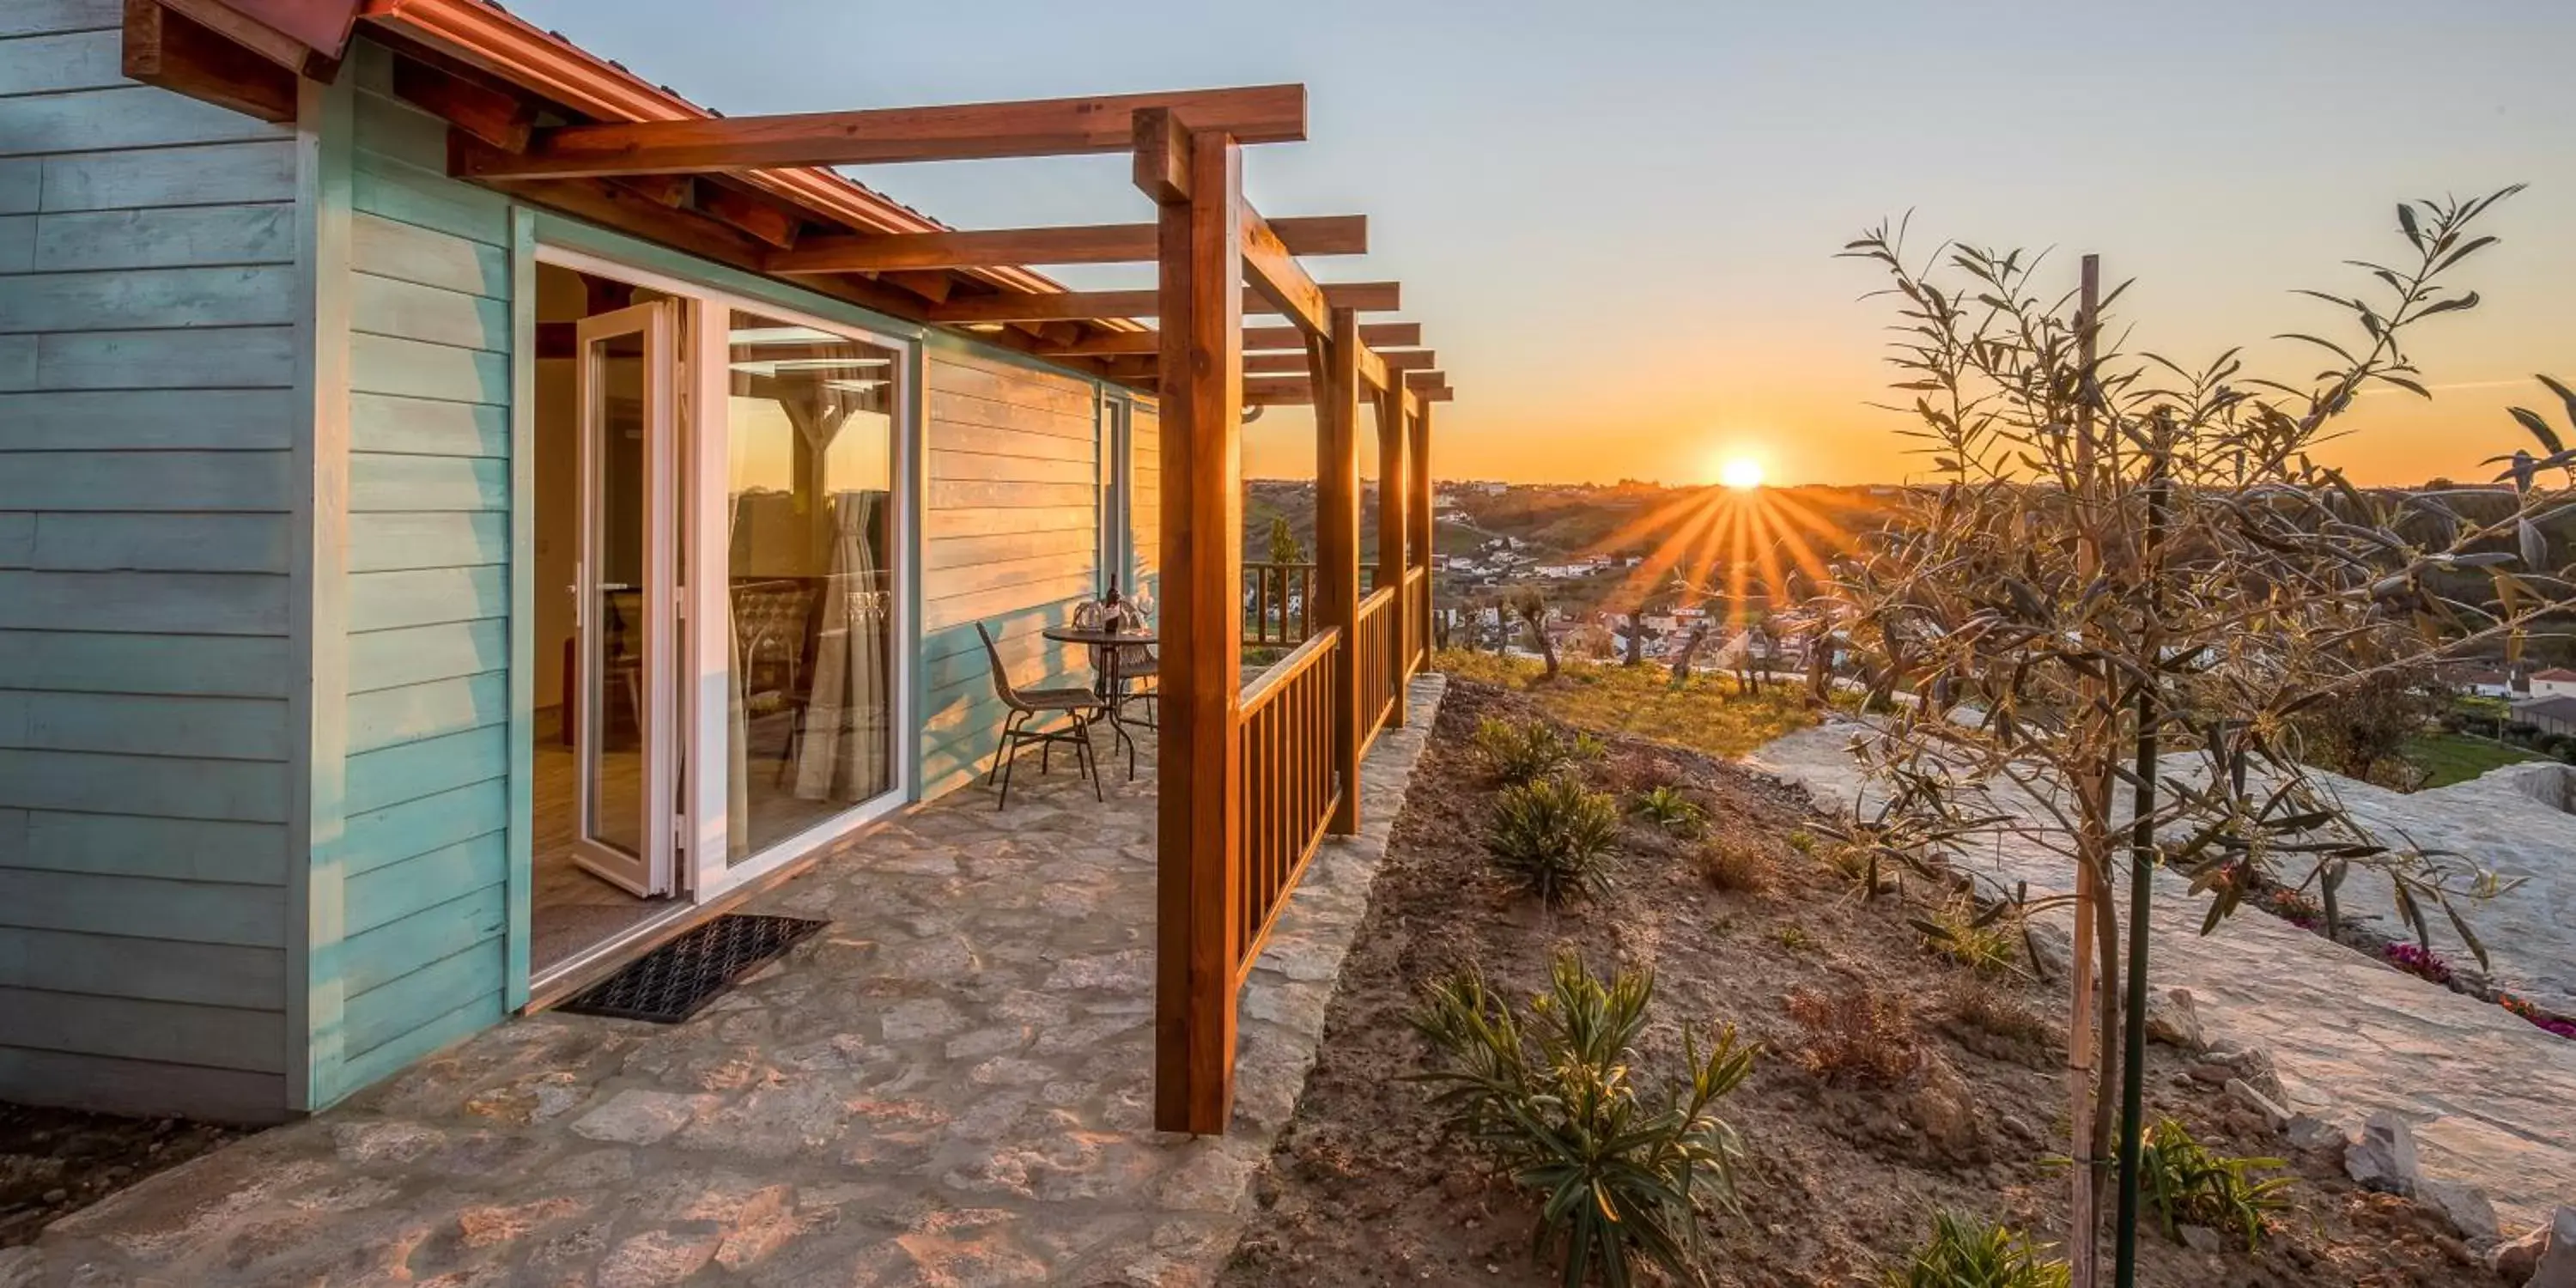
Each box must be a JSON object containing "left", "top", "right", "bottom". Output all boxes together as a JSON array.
[
  {"left": 1784, "top": 985, "right": 1923, "bottom": 1085},
  {"left": 1433, "top": 648, "right": 1821, "bottom": 761},
  {"left": 1945, "top": 980, "right": 2050, "bottom": 1045},
  {"left": 1697, "top": 835, "right": 1775, "bottom": 893}
]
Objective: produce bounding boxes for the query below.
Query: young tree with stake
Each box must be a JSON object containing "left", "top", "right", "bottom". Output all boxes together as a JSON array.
[{"left": 1832, "top": 186, "right": 2566, "bottom": 1286}]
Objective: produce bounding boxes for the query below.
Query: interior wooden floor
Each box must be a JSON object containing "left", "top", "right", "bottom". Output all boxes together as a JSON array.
[
  {"left": 530, "top": 709, "right": 669, "bottom": 979},
  {"left": 527, "top": 702, "right": 888, "bottom": 979}
]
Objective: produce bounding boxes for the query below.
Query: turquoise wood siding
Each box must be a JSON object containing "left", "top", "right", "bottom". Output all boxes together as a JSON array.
[
  {"left": 918, "top": 348, "right": 1105, "bottom": 798},
  {"left": 311, "top": 43, "right": 514, "bottom": 1103},
  {"left": 0, "top": 0, "right": 301, "bottom": 1121}
]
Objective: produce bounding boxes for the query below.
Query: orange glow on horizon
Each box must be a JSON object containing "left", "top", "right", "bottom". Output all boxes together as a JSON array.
[{"left": 1577, "top": 481, "right": 1874, "bottom": 629}]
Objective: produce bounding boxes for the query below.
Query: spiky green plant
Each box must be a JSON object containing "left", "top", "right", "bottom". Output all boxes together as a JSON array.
[
  {"left": 1413, "top": 952, "right": 1757, "bottom": 1288},
  {"left": 1881, "top": 1211, "right": 2071, "bottom": 1288},
  {"left": 1488, "top": 777, "right": 1622, "bottom": 904},
  {"left": 1476, "top": 715, "right": 1573, "bottom": 786},
  {"left": 1633, "top": 785, "right": 1707, "bottom": 836},
  {"left": 1571, "top": 731, "right": 1611, "bottom": 762},
  {"left": 1911, "top": 896, "right": 2020, "bottom": 975},
  {"left": 2138, "top": 1116, "right": 2293, "bottom": 1251}
]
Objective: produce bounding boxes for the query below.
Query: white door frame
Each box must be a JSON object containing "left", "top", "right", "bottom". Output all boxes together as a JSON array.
[
  {"left": 570, "top": 299, "right": 679, "bottom": 898},
  {"left": 531, "top": 243, "right": 919, "bottom": 921}
]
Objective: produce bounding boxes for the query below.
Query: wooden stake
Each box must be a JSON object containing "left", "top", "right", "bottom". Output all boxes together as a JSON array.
[{"left": 2068, "top": 251, "right": 2104, "bottom": 1288}]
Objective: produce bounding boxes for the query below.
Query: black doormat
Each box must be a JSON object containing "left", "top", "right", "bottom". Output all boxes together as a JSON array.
[{"left": 558, "top": 914, "right": 828, "bottom": 1024}]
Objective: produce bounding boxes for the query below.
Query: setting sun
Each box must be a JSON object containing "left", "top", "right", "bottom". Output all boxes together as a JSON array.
[{"left": 1719, "top": 458, "right": 1765, "bottom": 489}]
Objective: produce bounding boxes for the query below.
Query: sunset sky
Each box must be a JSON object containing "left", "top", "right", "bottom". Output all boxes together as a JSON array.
[{"left": 509, "top": 0, "right": 2576, "bottom": 487}]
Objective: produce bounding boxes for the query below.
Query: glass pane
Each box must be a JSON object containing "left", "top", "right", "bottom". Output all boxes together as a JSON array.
[
  {"left": 724, "top": 313, "right": 898, "bottom": 860},
  {"left": 586, "top": 329, "right": 649, "bottom": 859}
]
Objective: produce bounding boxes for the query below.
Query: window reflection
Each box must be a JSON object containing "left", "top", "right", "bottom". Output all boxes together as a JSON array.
[{"left": 723, "top": 313, "right": 898, "bottom": 860}]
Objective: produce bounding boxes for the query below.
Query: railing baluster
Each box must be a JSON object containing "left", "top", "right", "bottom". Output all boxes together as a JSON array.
[{"left": 1231, "top": 626, "right": 1348, "bottom": 984}]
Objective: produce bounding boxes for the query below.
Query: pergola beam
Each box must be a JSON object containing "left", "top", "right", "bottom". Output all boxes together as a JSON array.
[
  {"left": 927, "top": 281, "right": 1398, "bottom": 325},
  {"left": 123, "top": 1, "right": 298, "bottom": 124},
  {"left": 1245, "top": 374, "right": 1449, "bottom": 405},
  {"left": 1241, "top": 349, "right": 1434, "bottom": 375},
  {"left": 1239, "top": 204, "right": 1327, "bottom": 337},
  {"left": 1038, "top": 322, "right": 1419, "bottom": 357},
  {"left": 458, "top": 84, "right": 1308, "bottom": 179},
  {"left": 769, "top": 215, "right": 1364, "bottom": 274}
]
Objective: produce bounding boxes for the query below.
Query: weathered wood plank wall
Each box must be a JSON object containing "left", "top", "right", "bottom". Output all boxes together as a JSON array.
[{"left": 0, "top": 0, "right": 301, "bottom": 1121}]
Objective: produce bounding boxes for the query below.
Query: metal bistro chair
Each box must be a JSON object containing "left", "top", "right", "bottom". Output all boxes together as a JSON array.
[
  {"left": 1109, "top": 639, "right": 1158, "bottom": 729},
  {"left": 975, "top": 622, "right": 1105, "bottom": 809}
]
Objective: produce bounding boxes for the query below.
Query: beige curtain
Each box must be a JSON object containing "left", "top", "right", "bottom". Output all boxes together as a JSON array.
[
  {"left": 724, "top": 496, "right": 750, "bottom": 861},
  {"left": 794, "top": 490, "right": 889, "bottom": 802}
]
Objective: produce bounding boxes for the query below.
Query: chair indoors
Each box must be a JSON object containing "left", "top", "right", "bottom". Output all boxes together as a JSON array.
[{"left": 975, "top": 622, "right": 1105, "bottom": 809}]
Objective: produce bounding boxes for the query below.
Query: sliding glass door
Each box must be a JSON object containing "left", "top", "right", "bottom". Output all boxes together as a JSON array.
[{"left": 711, "top": 310, "right": 905, "bottom": 866}]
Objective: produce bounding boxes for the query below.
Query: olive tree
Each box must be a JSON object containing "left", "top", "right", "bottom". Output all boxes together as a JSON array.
[{"left": 1830, "top": 186, "right": 2567, "bottom": 1285}]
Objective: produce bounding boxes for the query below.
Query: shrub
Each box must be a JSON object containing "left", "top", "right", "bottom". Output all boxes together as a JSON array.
[
  {"left": 1945, "top": 981, "right": 2049, "bottom": 1045},
  {"left": 1784, "top": 986, "right": 1920, "bottom": 1084},
  {"left": 1632, "top": 785, "right": 1707, "bottom": 836},
  {"left": 1786, "top": 829, "right": 1818, "bottom": 855},
  {"left": 1880, "top": 1211, "right": 2069, "bottom": 1288},
  {"left": 1476, "top": 715, "right": 1572, "bottom": 785},
  {"left": 1487, "top": 778, "right": 1622, "bottom": 905},
  {"left": 1571, "top": 731, "right": 1610, "bottom": 762},
  {"left": 2138, "top": 1116, "right": 2292, "bottom": 1251},
  {"left": 1698, "top": 837, "right": 1773, "bottom": 893},
  {"left": 1413, "top": 952, "right": 1757, "bottom": 1288},
  {"left": 1774, "top": 924, "right": 1815, "bottom": 951},
  {"left": 1911, "top": 896, "right": 2018, "bottom": 975},
  {"left": 2542, "top": 732, "right": 2575, "bottom": 760}
]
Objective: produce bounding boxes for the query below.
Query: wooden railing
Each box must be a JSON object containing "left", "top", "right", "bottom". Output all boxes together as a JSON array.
[
  {"left": 1244, "top": 561, "right": 1315, "bottom": 647},
  {"left": 1354, "top": 585, "right": 1398, "bottom": 740},
  {"left": 1235, "top": 628, "right": 1341, "bottom": 983}
]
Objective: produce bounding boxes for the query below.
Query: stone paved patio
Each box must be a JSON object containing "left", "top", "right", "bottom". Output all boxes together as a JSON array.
[
  {"left": 0, "top": 677, "right": 1447, "bottom": 1288},
  {"left": 1753, "top": 719, "right": 2576, "bottom": 1235}
]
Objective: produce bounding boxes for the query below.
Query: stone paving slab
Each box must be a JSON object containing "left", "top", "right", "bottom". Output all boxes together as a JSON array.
[
  {"left": 1750, "top": 720, "right": 2576, "bottom": 1234},
  {"left": 0, "top": 677, "right": 1447, "bottom": 1288}
]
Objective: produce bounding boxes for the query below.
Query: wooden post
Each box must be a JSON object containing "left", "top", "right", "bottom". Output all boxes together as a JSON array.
[
  {"left": 1375, "top": 384, "right": 1408, "bottom": 728},
  {"left": 1408, "top": 398, "right": 1433, "bottom": 673},
  {"left": 1141, "top": 112, "right": 1245, "bottom": 1136},
  {"left": 1314, "top": 309, "right": 1363, "bottom": 834}
]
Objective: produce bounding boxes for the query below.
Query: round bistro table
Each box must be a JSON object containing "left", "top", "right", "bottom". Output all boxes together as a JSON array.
[{"left": 1039, "top": 624, "right": 1157, "bottom": 778}]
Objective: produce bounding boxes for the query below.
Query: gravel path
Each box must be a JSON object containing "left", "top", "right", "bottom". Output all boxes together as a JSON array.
[{"left": 1747, "top": 720, "right": 2576, "bottom": 1235}]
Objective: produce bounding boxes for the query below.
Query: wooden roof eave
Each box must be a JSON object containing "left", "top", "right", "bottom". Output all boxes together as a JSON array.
[{"left": 356, "top": 0, "right": 1064, "bottom": 301}]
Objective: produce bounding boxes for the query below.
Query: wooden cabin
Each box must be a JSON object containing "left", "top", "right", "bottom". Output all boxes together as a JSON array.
[{"left": 0, "top": 0, "right": 1444, "bottom": 1133}]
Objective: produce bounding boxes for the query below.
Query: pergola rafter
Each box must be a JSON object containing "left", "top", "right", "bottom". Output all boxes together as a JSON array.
[
  {"left": 767, "top": 215, "right": 1367, "bottom": 274},
  {"left": 454, "top": 84, "right": 1312, "bottom": 178},
  {"left": 923, "top": 281, "right": 1400, "bottom": 325},
  {"left": 1036, "top": 322, "right": 1423, "bottom": 357}
]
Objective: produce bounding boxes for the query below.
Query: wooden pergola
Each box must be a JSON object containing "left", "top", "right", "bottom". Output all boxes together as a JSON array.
[{"left": 124, "top": 0, "right": 1446, "bottom": 1136}]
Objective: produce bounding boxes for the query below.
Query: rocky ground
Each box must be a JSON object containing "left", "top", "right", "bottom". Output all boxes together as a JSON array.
[
  {"left": 0, "top": 1105, "right": 241, "bottom": 1249},
  {"left": 1222, "top": 679, "right": 2504, "bottom": 1287}
]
